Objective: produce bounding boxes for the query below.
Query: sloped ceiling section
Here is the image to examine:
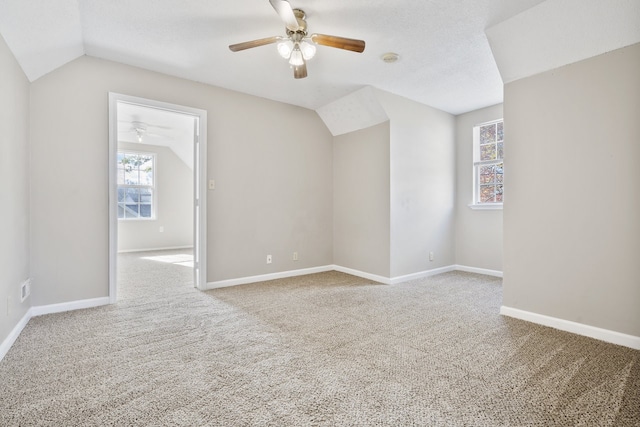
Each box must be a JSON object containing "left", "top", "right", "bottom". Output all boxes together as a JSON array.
[
  {"left": 486, "top": 0, "right": 640, "bottom": 84},
  {"left": 316, "top": 86, "right": 388, "bottom": 136},
  {"left": 0, "top": 0, "right": 84, "bottom": 81}
]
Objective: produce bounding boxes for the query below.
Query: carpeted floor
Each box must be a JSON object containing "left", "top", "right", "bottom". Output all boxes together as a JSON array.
[{"left": 0, "top": 250, "right": 638, "bottom": 426}]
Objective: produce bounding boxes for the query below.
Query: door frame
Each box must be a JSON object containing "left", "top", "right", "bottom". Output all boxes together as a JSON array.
[{"left": 108, "top": 93, "right": 208, "bottom": 302}]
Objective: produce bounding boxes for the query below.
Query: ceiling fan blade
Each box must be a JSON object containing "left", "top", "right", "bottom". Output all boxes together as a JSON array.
[
  {"left": 147, "top": 123, "right": 172, "bottom": 130},
  {"left": 293, "top": 60, "right": 307, "bottom": 79},
  {"left": 269, "top": 0, "right": 300, "bottom": 31},
  {"left": 310, "top": 34, "right": 365, "bottom": 53},
  {"left": 229, "top": 36, "right": 281, "bottom": 52}
]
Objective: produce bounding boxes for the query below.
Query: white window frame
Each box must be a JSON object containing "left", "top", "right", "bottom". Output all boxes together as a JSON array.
[
  {"left": 117, "top": 150, "right": 157, "bottom": 220},
  {"left": 470, "top": 119, "right": 504, "bottom": 210}
]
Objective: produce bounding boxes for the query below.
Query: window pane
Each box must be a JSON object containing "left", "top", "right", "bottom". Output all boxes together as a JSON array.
[
  {"left": 140, "top": 158, "right": 153, "bottom": 185},
  {"left": 480, "top": 185, "right": 495, "bottom": 203},
  {"left": 125, "top": 204, "right": 140, "bottom": 218},
  {"left": 497, "top": 142, "right": 504, "bottom": 160},
  {"left": 117, "top": 167, "right": 126, "bottom": 185},
  {"left": 480, "top": 143, "right": 497, "bottom": 161},
  {"left": 140, "top": 188, "right": 152, "bottom": 204},
  {"left": 118, "top": 153, "right": 154, "bottom": 185},
  {"left": 497, "top": 122, "right": 504, "bottom": 142},
  {"left": 140, "top": 204, "right": 152, "bottom": 218},
  {"left": 496, "top": 185, "right": 504, "bottom": 202},
  {"left": 126, "top": 188, "right": 140, "bottom": 203},
  {"left": 496, "top": 163, "right": 504, "bottom": 183},
  {"left": 480, "top": 124, "right": 496, "bottom": 144},
  {"left": 117, "top": 188, "right": 125, "bottom": 202},
  {"left": 125, "top": 169, "right": 139, "bottom": 185},
  {"left": 117, "top": 204, "right": 125, "bottom": 219},
  {"left": 480, "top": 165, "right": 495, "bottom": 184}
]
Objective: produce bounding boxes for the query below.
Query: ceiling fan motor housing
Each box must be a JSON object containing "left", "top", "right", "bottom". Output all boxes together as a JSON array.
[{"left": 288, "top": 9, "right": 308, "bottom": 36}]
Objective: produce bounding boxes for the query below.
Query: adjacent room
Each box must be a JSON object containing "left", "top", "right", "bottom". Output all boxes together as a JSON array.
[{"left": 1, "top": 0, "right": 639, "bottom": 425}]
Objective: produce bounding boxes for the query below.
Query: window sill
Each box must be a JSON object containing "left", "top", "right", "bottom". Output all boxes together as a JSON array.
[{"left": 468, "top": 203, "right": 503, "bottom": 210}]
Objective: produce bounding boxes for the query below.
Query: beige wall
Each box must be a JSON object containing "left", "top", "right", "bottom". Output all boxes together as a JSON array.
[
  {"left": 332, "top": 90, "right": 456, "bottom": 280},
  {"left": 455, "top": 104, "right": 504, "bottom": 272},
  {"left": 503, "top": 43, "right": 640, "bottom": 336},
  {"left": 0, "top": 34, "right": 31, "bottom": 343},
  {"left": 117, "top": 142, "right": 192, "bottom": 252},
  {"left": 29, "top": 56, "right": 333, "bottom": 305},
  {"left": 375, "top": 90, "right": 456, "bottom": 277},
  {"left": 333, "top": 121, "right": 391, "bottom": 277}
]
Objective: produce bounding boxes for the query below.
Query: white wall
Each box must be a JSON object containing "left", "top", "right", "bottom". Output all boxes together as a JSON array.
[
  {"left": 29, "top": 55, "right": 334, "bottom": 305},
  {"left": 503, "top": 43, "right": 640, "bottom": 337},
  {"left": 333, "top": 121, "right": 391, "bottom": 277},
  {"left": 455, "top": 104, "right": 504, "bottom": 272},
  {"left": 0, "top": 34, "right": 31, "bottom": 343},
  {"left": 374, "top": 90, "right": 456, "bottom": 278},
  {"left": 117, "top": 142, "right": 192, "bottom": 252}
]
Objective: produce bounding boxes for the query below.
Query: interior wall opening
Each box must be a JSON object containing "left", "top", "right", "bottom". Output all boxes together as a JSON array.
[{"left": 108, "top": 94, "right": 208, "bottom": 302}]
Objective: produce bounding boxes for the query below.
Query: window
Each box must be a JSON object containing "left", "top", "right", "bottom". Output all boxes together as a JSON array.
[
  {"left": 117, "top": 151, "right": 155, "bottom": 219},
  {"left": 472, "top": 120, "right": 504, "bottom": 207}
]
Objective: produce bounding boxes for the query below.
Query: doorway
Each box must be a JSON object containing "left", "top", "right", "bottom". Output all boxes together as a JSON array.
[{"left": 108, "top": 94, "right": 207, "bottom": 302}]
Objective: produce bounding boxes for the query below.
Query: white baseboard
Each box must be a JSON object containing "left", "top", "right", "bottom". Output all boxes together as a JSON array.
[
  {"left": 390, "top": 265, "right": 458, "bottom": 285},
  {"left": 0, "top": 309, "right": 32, "bottom": 362},
  {"left": 332, "top": 265, "right": 392, "bottom": 284},
  {"left": 455, "top": 265, "right": 503, "bottom": 278},
  {"left": 30, "top": 297, "right": 111, "bottom": 317},
  {"left": 204, "top": 264, "right": 498, "bottom": 290},
  {"left": 204, "top": 265, "right": 335, "bottom": 290},
  {"left": 118, "top": 246, "right": 193, "bottom": 254},
  {"left": 1, "top": 297, "right": 111, "bottom": 362},
  {"left": 500, "top": 306, "right": 640, "bottom": 350}
]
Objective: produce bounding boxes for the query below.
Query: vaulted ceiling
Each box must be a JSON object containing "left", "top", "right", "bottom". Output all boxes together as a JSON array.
[{"left": 0, "top": 0, "right": 638, "bottom": 115}]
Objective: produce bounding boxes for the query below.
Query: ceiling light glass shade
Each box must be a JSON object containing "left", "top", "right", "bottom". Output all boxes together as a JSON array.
[
  {"left": 277, "top": 40, "right": 294, "bottom": 59},
  {"left": 289, "top": 46, "right": 304, "bottom": 66},
  {"left": 300, "top": 40, "right": 316, "bottom": 60}
]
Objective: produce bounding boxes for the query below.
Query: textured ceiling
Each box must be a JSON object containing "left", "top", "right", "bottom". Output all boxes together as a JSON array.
[
  {"left": 0, "top": 0, "right": 637, "bottom": 115},
  {"left": 0, "top": 0, "right": 547, "bottom": 115}
]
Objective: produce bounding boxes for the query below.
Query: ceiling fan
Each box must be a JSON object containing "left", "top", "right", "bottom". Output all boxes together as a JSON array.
[
  {"left": 229, "top": 0, "right": 366, "bottom": 79},
  {"left": 119, "top": 121, "right": 169, "bottom": 142}
]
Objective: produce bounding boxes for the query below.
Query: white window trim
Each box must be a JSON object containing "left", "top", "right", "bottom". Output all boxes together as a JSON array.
[
  {"left": 468, "top": 202, "right": 503, "bottom": 210},
  {"left": 470, "top": 118, "right": 504, "bottom": 210},
  {"left": 117, "top": 150, "right": 157, "bottom": 220}
]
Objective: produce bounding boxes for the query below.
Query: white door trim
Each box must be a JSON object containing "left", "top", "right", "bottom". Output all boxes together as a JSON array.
[{"left": 108, "top": 93, "right": 208, "bottom": 303}]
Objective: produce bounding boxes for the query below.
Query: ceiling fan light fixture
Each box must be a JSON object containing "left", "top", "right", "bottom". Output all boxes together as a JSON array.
[
  {"left": 132, "top": 121, "right": 147, "bottom": 142},
  {"left": 277, "top": 39, "right": 294, "bottom": 58},
  {"left": 300, "top": 40, "right": 316, "bottom": 60},
  {"left": 289, "top": 46, "right": 304, "bottom": 66}
]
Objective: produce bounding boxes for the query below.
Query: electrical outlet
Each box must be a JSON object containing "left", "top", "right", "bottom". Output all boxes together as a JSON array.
[
  {"left": 266, "top": 254, "right": 272, "bottom": 264},
  {"left": 293, "top": 252, "right": 298, "bottom": 261},
  {"left": 21, "top": 279, "right": 31, "bottom": 302},
  {"left": 429, "top": 251, "right": 434, "bottom": 262}
]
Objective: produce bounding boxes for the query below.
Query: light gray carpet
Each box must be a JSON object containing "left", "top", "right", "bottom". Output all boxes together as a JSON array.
[{"left": 1, "top": 250, "right": 638, "bottom": 426}]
